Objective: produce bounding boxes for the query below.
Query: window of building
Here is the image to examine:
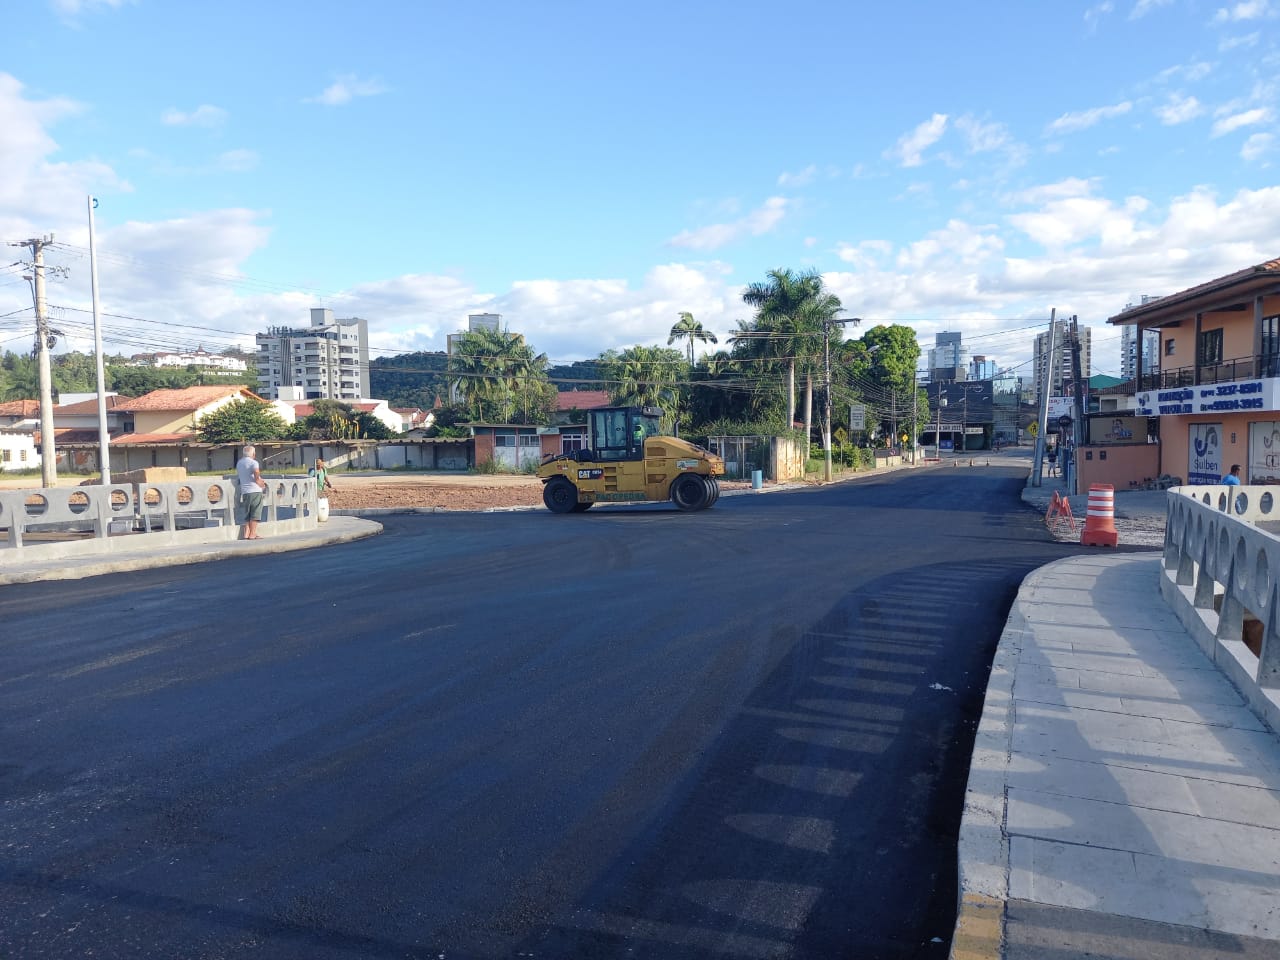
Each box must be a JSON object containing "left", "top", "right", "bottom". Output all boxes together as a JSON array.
[
  {"left": 561, "top": 431, "right": 584, "bottom": 453},
  {"left": 1165, "top": 338, "right": 1176, "bottom": 356},
  {"left": 1198, "top": 328, "right": 1224, "bottom": 366},
  {"left": 1, "top": 450, "right": 10, "bottom": 462},
  {"left": 1263, "top": 315, "right": 1280, "bottom": 377}
]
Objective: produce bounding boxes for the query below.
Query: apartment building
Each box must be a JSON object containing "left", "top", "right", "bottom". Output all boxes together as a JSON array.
[
  {"left": 1112, "top": 258, "right": 1280, "bottom": 484},
  {"left": 1120, "top": 325, "right": 1160, "bottom": 381},
  {"left": 928, "top": 332, "right": 969, "bottom": 382},
  {"left": 1032, "top": 320, "right": 1092, "bottom": 404},
  {"left": 256, "top": 308, "right": 369, "bottom": 401}
]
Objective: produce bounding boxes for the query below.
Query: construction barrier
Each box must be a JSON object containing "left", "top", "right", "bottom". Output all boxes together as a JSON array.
[
  {"left": 1044, "top": 490, "right": 1077, "bottom": 535},
  {"left": 1081, "top": 483, "right": 1119, "bottom": 547}
]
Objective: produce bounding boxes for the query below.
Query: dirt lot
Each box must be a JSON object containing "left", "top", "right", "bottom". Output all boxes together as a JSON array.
[
  {"left": 324, "top": 471, "right": 755, "bottom": 511},
  {"left": 326, "top": 473, "right": 547, "bottom": 511}
]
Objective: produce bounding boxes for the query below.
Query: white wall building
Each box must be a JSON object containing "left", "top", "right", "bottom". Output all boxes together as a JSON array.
[
  {"left": 256, "top": 308, "right": 369, "bottom": 401},
  {"left": 0, "top": 427, "right": 39, "bottom": 472},
  {"left": 130, "top": 348, "right": 247, "bottom": 372}
]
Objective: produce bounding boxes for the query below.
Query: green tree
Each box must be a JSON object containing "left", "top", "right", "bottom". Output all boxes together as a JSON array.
[
  {"left": 841, "top": 324, "right": 922, "bottom": 440},
  {"left": 52, "top": 351, "right": 100, "bottom": 394},
  {"left": 449, "top": 328, "right": 552, "bottom": 423},
  {"left": 667, "top": 312, "right": 718, "bottom": 367},
  {"left": 599, "top": 344, "right": 683, "bottom": 424},
  {"left": 369, "top": 351, "right": 450, "bottom": 409},
  {"left": 1, "top": 352, "right": 40, "bottom": 401},
  {"left": 195, "top": 399, "right": 290, "bottom": 444},
  {"left": 739, "top": 268, "right": 843, "bottom": 442}
]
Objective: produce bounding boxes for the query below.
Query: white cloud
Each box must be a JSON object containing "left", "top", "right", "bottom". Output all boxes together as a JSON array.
[
  {"left": 0, "top": 72, "right": 126, "bottom": 233},
  {"left": 1084, "top": 2, "right": 1114, "bottom": 31},
  {"left": 1005, "top": 177, "right": 1098, "bottom": 206},
  {"left": 49, "top": 0, "right": 133, "bottom": 19},
  {"left": 1212, "top": 107, "right": 1272, "bottom": 136},
  {"left": 955, "top": 115, "right": 1011, "bottom": 153},
  {"left": 667, "top": 197, "right": 789, "bottom": 251},
  {"left": 1045, "top": 101, "right": 1133, "bottom": 135},
  {"left": 161, "top": 105, "right": 228, "bottom": 128},
  {"left": 1155, "top": 61, "right": 1213, "bottom": 84},
  {"left": 888, "top": 114, "right": 948, "bottom": 168},
  {"left": 1155, "top": 93, "right": 1204, "bottom": 124},
  {"left": 216, "top": 149, "right": 259, "bottom": 173},
  {"left": 777, "top": 165, "right": 817, "bottom": 187},
  {"left": 1242, "top": 132, "right": 1274, "bottom": 161},
  {"left": 1213, "top": 1, "right": 1272, "bottom": 22},
  {"left": 1131, "top": 0, "right": 1174, "bottom": 18},
  {"left": 1219, "top": 31, "right": 1260, "bottom": 49},
  {"left": 305, "top": 74, "right": 389, "bottom": 106},
  {"left": 896, "top": 220, "right": 1004, "bottom": 270}
]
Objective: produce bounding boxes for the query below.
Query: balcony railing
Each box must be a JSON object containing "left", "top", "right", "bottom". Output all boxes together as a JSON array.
[{"left": 1133, "top": 353, "right": 1280, "bottom": 393}]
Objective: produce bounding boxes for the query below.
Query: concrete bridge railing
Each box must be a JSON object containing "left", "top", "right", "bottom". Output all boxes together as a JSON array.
[
  {"left": 1162, "top": 484, "right": 1280, "bottom": 731},
  {"left": 0, "top": 475, "right": 318, "bottom": 563}
]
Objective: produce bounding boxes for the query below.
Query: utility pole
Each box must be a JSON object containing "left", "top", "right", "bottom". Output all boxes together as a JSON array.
[
  {"left": 1032, "top": 308, "right": 1057, "bottom": 487},
  {"left": 823, "top": 317, "right": 861, "bottom": 482},
  {"left": 911, "top": 366, "right": 918, "bottom": 464},
  {"left": 935, "top": 382, "right": 945, "bottom": 457},
  {"left": 1069, "top": 315, "right": 1086, "bottom": 496},
  {"left": 88, "top": 196, "right": 111, "bottom": 484},
  {"left": 11, "top": 235, "right": 58, "bottom": 488}
]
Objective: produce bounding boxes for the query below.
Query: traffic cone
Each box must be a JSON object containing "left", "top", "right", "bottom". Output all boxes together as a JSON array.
[{"left": 1081, "top": 483, "right": 1119, "bottom": 547}]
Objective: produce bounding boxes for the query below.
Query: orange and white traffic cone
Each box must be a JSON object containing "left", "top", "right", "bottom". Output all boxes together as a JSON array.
[{"left": 1081, "top": 483, "right": 1119, "bottom": 547}]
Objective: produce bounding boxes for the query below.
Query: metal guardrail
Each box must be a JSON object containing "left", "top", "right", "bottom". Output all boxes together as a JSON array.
[
  {"left": 1163, "top": 485, "right": 1280, "bottom": 730},
  {"left": 0, "top": 476, "right": 317, "bottom": 551}
]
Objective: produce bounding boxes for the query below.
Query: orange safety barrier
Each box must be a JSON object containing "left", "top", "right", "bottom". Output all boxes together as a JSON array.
[
  {"left": 1044, "top": 490, "right": 1077, "bottom": 534},
  {"left": 1081, "top": 483, "right": 1119, "bottom": 547}
]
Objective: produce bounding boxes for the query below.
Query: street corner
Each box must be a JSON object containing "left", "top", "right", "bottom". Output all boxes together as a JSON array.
[{"left": 949, "top": 892, "right": 1005, "bottom": 960}]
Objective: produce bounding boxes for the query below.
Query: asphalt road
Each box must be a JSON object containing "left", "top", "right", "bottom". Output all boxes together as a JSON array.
[{"left": 1, "top": 466, "right": 1082, "bottom": 959}]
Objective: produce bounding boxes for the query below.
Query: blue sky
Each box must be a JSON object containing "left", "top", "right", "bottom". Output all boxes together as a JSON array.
[{"left": 2, "top": 0, "right": 1277, "bottom": 383}]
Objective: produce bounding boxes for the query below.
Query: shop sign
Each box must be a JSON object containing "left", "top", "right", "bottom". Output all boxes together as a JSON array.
[
  {"left": 1189, "top": 422, "right": 1223, "bottom": 485},
  {"left": 1136, "top": 378, "right": 1277, "bottom": 416}
]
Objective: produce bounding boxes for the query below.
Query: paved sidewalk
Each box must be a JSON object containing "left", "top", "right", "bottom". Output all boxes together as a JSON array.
[
  {"left": 0, "top": 515, "right": 382, "bottom": 585},
  {"left": 953, "top": 553, "right": 1280, "bottom": 959},
  {"left": 1021, "top": 473, "right": 1170, "bottom": 548}
]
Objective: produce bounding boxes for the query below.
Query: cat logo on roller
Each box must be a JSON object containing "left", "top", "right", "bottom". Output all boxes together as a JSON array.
[{"left": 537, "top": 406, "right": 725, "bottom": 513}]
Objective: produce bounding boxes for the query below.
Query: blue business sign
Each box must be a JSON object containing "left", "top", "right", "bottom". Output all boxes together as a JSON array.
[{"left": 1136, "top": 378, "right": 1277, "bottom": 416}]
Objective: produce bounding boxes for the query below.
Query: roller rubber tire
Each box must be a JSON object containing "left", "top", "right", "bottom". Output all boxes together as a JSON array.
[
  {"left": 543, "top": 478, "right": 578, "bottom": 513},
  {"left": 671, "top": 472, "right": 710, "bottom": 511}
]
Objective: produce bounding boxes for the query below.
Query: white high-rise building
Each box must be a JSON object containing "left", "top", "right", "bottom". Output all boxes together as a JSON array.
[
  {"left": 1120, "top": 325, "right": 1160, "bottom": 381},
  {"left": 1033, "top": 320, "right": 1092, "bottom": 403},
  {"left": 256, "top": 308, "right": 369, "bottom": 401}
]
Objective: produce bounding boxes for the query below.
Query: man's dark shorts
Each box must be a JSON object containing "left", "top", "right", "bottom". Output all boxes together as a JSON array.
[{"left": 240, "top": 491, "right": 265, "bottom": 522}]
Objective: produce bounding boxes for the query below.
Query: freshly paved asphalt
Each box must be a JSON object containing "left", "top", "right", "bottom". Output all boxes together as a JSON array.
[{"left": 0, "top": 465, "right": 1078, "bottom": 959}]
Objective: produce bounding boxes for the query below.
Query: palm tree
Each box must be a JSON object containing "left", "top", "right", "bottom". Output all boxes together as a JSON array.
[
  {"left": 740, "top": 268, "right": 842, "bottom": 441},
  {"left": 601, "top": 345, "right": 683, "bottom": 426},
  {"left": 667, "top": 312, "right": 718, "bottom": 367},
  {"left": 448, "top": 328, "right": 552, "bottom": 423}
]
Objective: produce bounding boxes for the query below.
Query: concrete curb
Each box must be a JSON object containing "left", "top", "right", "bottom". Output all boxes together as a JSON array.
[{"left": 950, "top": 555, "right": 1086, "bottom": 960}]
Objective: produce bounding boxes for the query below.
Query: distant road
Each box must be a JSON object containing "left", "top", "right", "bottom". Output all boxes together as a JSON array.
[{"left": 0, "top": 466, "right": 1079, "bottom": 959}]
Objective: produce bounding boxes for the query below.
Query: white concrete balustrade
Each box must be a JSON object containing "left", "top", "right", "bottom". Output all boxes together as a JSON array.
[
  {"left": 1163, "top": 484, "right": 1280, "bottom": 731},
  {"left": 0, "top": 476, "right": 317, "bottom": 563}
]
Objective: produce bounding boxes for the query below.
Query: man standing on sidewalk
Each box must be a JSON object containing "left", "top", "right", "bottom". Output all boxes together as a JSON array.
[{"left": 236, "top": 445, "right": 266, "bottom": 540}]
